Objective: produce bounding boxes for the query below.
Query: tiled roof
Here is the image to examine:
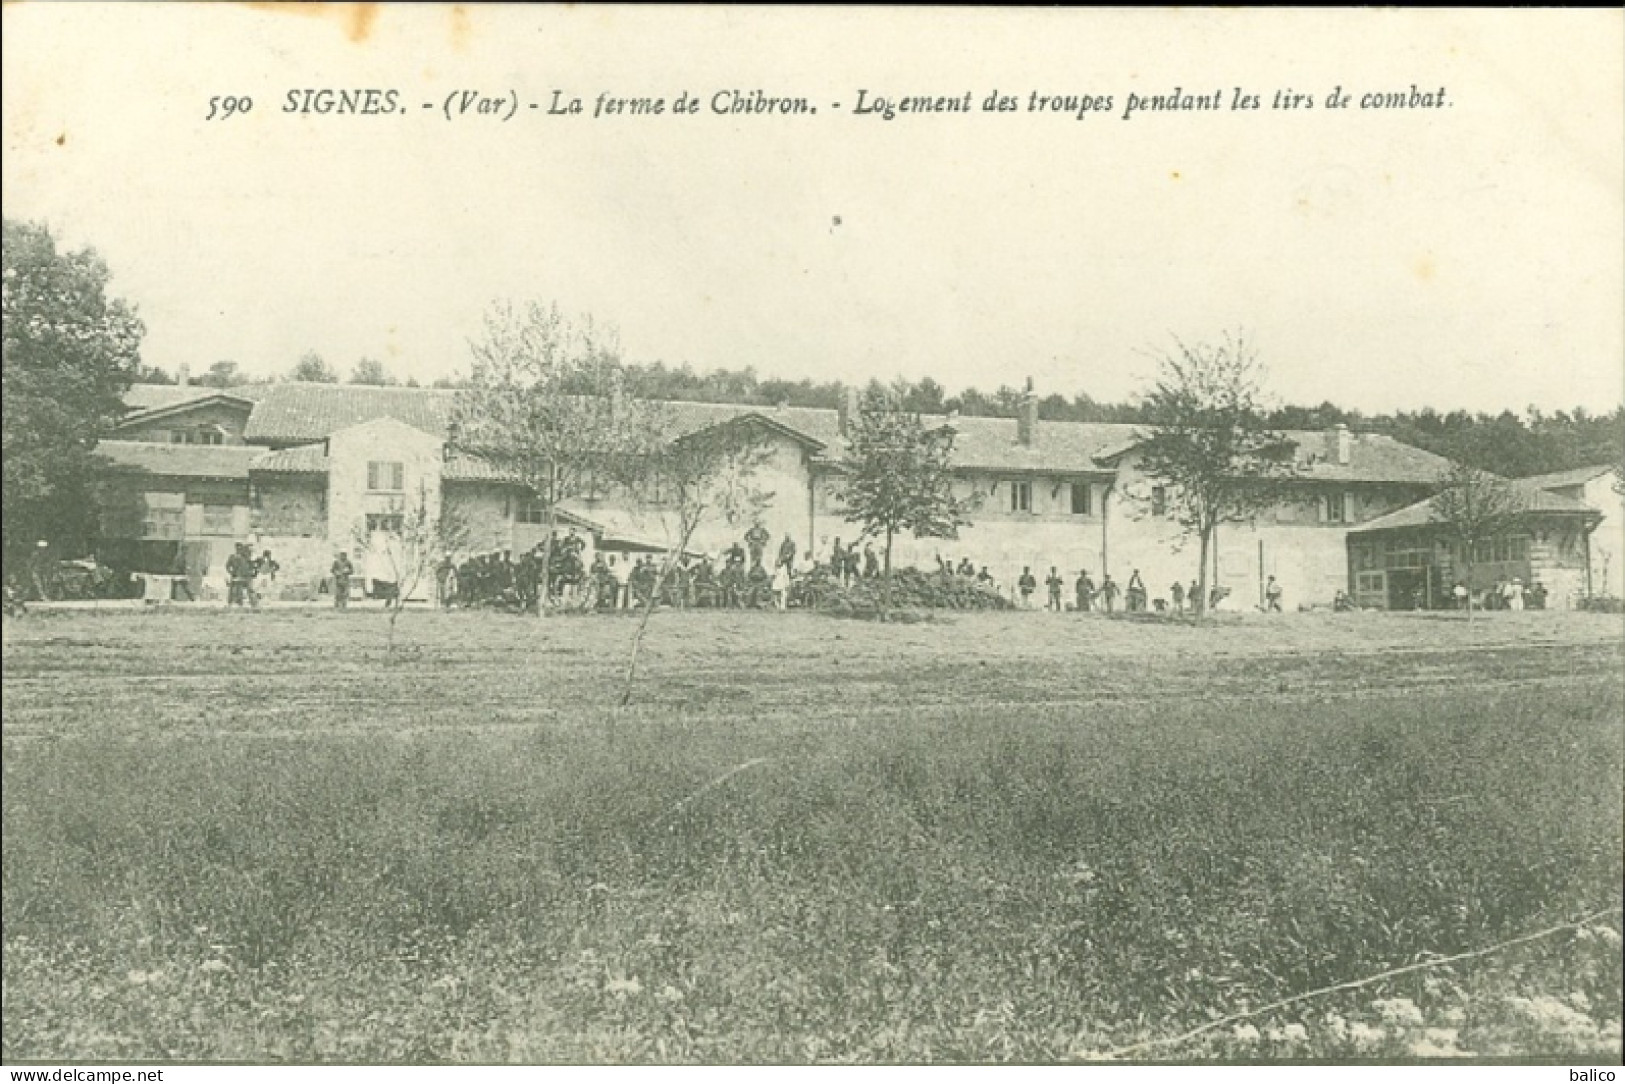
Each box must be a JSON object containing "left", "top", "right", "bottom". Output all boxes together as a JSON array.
[
  {"left": 122, "top": 383, "right": 264, "bottom": 412},
  {"left": 1350, "top": 479, "right": 1600, "bottom": 534},
  {"left": 97, "top": 440, "right": 262, "bottom": 479},
  {"left": 243, "top": 383, "right": 461, "bottom": 443},
  {"left": 247, "top": 442, "right": 518, "bottom": 483},
  {"left": 125, "top": 382, "right": 1465, "bottom": 485},
  {"left": 443, "top": 452, "right": 516, "bottom": 482},
  {"left": 928, "top": 417, "right": 1137, "bottom": 474},
  {"left": 1279, "top": 430, "right": 1456, "bottom": 483},
  {"left": 1099, "top": 427, "right": 1456, "bottom": 484},
  {"left": 250, "top": 443, "right": 328, "bottom": 474},
  {"left": 1517, "top": 463, "right": 1620, "bottom": 490}
]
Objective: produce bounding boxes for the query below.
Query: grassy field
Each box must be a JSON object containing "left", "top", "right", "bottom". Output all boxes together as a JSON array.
[{"left": 3, "top": 607, "right": 1622, "bottom": 1063}]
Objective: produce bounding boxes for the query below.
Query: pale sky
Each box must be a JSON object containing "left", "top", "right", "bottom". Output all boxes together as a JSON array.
[{"left": 3, "top": 5, "right": 1622, "bottom": 415}]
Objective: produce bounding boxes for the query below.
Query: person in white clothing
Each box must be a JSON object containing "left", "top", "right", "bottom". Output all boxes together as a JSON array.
[
  {"left": 1503, "top": 578, "right": 1525, "bottom": 611},
  {"left": 771, "top": 562, "right": 791, "bottom": 611}
]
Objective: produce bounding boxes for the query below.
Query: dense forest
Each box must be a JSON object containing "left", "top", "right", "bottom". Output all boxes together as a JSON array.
[{"left": 144, "top": 357, "right": 1623, "bottom": 482}]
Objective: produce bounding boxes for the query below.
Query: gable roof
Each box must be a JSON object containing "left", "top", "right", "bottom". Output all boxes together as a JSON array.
[
  {"left": 122, "top": 382, "right": 1468, "bottom": 486},
  {"left": 1517, "top": 463, "right": 1620, "bottom": 490},
  {"left": 115, "top": 392, "right": 256, "bottom": 431},
  {"left": 243, "top": 382, "right": 460, "bottom": 443},
  {"left": 122, "top": 383, "right": 265, "bottom": 411},
  {"left": 97, "top": 439, "right": 262, "bottom": 480},
  {"left": 1349, "top": 478, "right": 1600, "bottom": 535},
  {"left": 248, "top": 441, "right": 517, "bottom": 482},
  {"left": 1096, "top": 427, "right": 1454, "bottom": 484}
]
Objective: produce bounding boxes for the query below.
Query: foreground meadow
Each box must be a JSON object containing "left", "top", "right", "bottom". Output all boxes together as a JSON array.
[{"left": 3, "top": 607, "right": 1621, "bottom": 1063}]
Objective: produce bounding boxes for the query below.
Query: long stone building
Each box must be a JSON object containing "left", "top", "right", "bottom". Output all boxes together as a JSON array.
[{"left": 95, "top": 380, "right": 1613, "bottom": 609}]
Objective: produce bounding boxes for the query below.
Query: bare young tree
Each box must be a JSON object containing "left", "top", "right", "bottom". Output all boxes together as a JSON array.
[
  {"left": 837, "top": 385, "right": 971, "bottom": 615},
  {"left": 618, "top": 412, "right": 775, "bottom": 706},
  {"left": 351, "top": 481, "right": 468, "bottom": 656},
  {"left": 448, "top": 301, "right": 657, "bottom": 616},
  {"left": 1131, "top": 333, "right": 1298, "bottom": 616},
  {"left": 1430, "top": 459, "right": 1525, "bottom": 621}
]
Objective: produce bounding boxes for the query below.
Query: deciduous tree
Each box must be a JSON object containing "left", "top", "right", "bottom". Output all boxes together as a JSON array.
[
  {"left": 2, "top": 220, "right": 144, "bottom": 571},
  {"left": 290, "top": 350, "right": 338, "bottom": 383},
  {"left": 448, "top": 301, "right": 657, "bottom": 615},
  {"left": 618, "top": 413, "right": 774, "bottom": 705},
  {"left": 838, "top": 385, "right": 971, "bottom": 614},
  {"left": 1430, "top": 458, "right": 1525, "bottom": 621},
  {"left": 1131, "top": 333, "right": 1298, "bottom": 616}
]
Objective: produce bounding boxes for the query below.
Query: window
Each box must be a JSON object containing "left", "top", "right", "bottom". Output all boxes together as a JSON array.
[
  {"left": 200, "top": 504, "right": 235, "bottom": 536},
  {"left": 1356, "top": 571, "right": 1384, "bottom": 593},
  {"left": 1070, "top": 482, "right": 1092, "bottom": 516},
  {"left": 368, "top": 461, "right": 404, "bottom": 492},
  {"left": 169, "top": 427, "right": 225, "bottom": 445},
  {"left": 1321, "top": 491, "right": 1351, "bottom": 524},
  {"left": 1008, "top": 480, "right": 1032, "bottom": 513},
  {"left": 141, "top": 508, "right": 184, "bottom": 540},
  {"left": 1151, "top": 485, "right": 1168, "bottom": 517},
  {"left": 516, "top": 496, "right": 546, "bottom": 525},
  {"left": 365, "top": 513, "right": 404, "bottom": 534}
]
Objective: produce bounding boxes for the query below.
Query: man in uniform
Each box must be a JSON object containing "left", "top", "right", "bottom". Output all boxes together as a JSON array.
[
  {"left": 331, "top": 551, "right": 354, "bottom": 611},
  {"left": 1045, "top": 566, "right": 1065, "bottom": 611},
  {"left": 776, "top": 532, "right": 797, "bottom": 573},
  {"left": 1170, "top": 579, "right": 1185, "bottom": 614},
  {"left": 1017, "top": 567, "right": 1037, "bottom": 609},
  {"left": 745, "top": 522, "right": 771, "bottom": 570},
  {"left": 1076, "top": 569, "right": 1096, "bottom": 613}
]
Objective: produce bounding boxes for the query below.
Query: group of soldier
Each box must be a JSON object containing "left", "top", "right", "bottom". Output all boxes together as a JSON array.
[
  {"left": 385, "top": 525, "right": 983, "bottom": 614},
  {"left": 1011, "top": 565, "right": 1263, "bottom": 615},
  {"left": 225, "top": 543, "right": 279, "bottom": 608}
]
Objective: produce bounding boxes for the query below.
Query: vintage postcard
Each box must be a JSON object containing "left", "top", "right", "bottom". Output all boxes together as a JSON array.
[{"left": 2, "top": 4, "right": 1621, "bottom": 1076}]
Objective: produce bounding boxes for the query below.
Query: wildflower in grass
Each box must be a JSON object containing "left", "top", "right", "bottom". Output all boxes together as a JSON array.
[
  {"left": 605, "top": 975, "right": 643, "bottom": 997},
  {"left": 1280, "top": 1023, "right": 1309, "bottom": 1043},
  {"left": 657, "top": 985, "right": 684, "bottom": 1003},
  {"left": 1373, "top": 997, "right": 1424, "bottom": 1027},
  {"left": 1349, "top": 1022, "right": 1387, "bottom": 1050},
  {"left": 198, "top": 959, "right": 229, "bottom": 974},
  {"left": 1231, "top": 1023, "right": 1261, "bottom": 1042},
  {"left": 125, "top": 969, "right": 162, "bottom": 985},
  {"left": 1507, "top": 995, "right": 1595, "bottom": 1036},
  {"left": 1322, "top": 1012, "right": 1349, "bottom": 1041}
]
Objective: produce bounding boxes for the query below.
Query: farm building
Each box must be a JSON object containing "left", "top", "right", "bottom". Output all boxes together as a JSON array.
[
  {"left": 91, "top": 378, "right": 1606, "bottom": 610},
  {"left": 1345, "top": 479, "right": 1605, "bottom": 611},
  {"left": 1516, "top": 464, "right": 1624, "bottom": 600}
]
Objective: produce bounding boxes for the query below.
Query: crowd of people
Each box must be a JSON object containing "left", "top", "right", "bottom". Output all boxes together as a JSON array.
[
  {"left": 1010, "top": 564, "right": 1246, "bottom": 615},
  {"left": 154, "top": 520, "right": 1561, "bottom": 620}
]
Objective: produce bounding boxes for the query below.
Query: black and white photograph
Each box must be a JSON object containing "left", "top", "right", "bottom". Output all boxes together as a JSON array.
[{"left": 2, "top": 4, "right": 1622, "bottom": 1073}]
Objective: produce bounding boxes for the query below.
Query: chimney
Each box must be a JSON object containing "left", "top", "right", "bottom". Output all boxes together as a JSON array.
[
  {"left": 1327, "top": 423, "right": 1351, "bottom": 465},
  {"left": 1016, "top": 378, "right": 1038, "bottom": 447},
  {"left": 177, "top": 363, "right": 190, "bottom": 387},
  {"left": 838, "top": 385, "right": 861, "bottom": 437}
]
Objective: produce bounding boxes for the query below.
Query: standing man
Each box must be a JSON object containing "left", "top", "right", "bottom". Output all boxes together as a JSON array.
[
  {"left": 1076, "top": 569, "right": 1096, "bottom": 613},
  {"left": 225, "top": 545, "right": 247, "bottom": 607},
  {"left": 331, "top": 551, "right": 354, "bottom": 611},
  {"left": 1170, "top": 579, "right": 1185, "bottom": 614},
  {"left": 1100, "top": 573, "right": 1120, "bottom": 614},
  {"left": 1264, "top": 575, "right": 1283, "bottom": 613},
  {"left": 1126, "top": 569, "right": 1146, "bottom": 613},
  {"left": 777, "top": 532, "right": 797, "bottom": 573},
  {"left": 745, "top": 521, "right": 771, "bottom": 570},
  {"left": 1188, "top": 580, "right": 1201, "bottom": 614},
  {"left": 1017, "top": 566, "right": 1038, "bottom": 609},
  {"left": 1045, "top": 566, "right": 1065, "bottom": 612}
]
